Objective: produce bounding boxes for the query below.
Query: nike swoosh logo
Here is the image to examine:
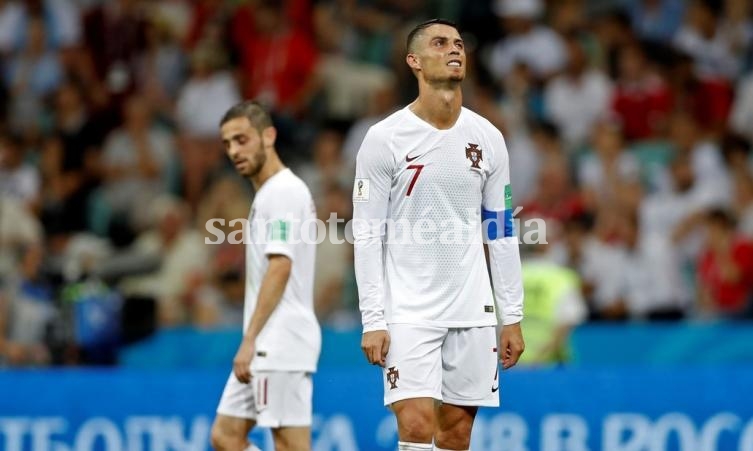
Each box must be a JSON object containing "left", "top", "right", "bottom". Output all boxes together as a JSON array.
[
  {"left": 405, "top": 152, "right": 423, "bottom": 162},
  {"left": 492, "top": 386, "right": 499, "bottom": 393},
  {"left": 491, "top": 366, "right": 499, "bottom": 393}
]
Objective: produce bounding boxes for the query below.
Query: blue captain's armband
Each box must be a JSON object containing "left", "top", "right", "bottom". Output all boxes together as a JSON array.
[{"left": 482, "top": 208, "right": 514, "bottom": 240}]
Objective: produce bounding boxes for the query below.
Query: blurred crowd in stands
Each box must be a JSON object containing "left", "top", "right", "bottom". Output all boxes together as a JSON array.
[{"left": 0, "top": 0, "right": 752, "bottom": 366}]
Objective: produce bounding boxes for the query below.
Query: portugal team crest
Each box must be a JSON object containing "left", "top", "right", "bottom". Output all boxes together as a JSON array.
[
  {"left": 466, "top": 143, "right": 482, "bottom": 169},
  {"left": 386, "top": 366, "right": 399, "bottom": 390}
]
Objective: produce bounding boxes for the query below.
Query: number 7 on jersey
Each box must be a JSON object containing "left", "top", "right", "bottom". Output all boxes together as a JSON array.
[{"left": 406, "top": 164, "right": 424, "bottom": 196}]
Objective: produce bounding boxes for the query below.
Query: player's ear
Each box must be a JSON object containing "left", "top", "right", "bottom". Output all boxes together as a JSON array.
[
  {"left": 406, "top": 53, "right": 421, "bottom": 71},
  {"left": 261, "top": 126, "right": 277, "bottom": 148}
]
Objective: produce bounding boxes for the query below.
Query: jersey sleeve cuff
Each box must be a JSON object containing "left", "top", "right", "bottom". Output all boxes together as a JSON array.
[
  {"left": 362, "top": 321, "right": 388, "bottom": 333},
  {"left": 264, "top": 244, "right": 295, "bottom": 261},
  {"left": 502, "top": 314, "right": 523, "bottom": 326}
]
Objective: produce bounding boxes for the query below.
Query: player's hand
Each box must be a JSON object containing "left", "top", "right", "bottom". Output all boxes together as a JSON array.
[
  {"left": 233, "top": 337, "right": 255, "bottom": 384},
  {"left": 361, "top": 330, "right": 390, "bottom": 367},
  {"left": 499, "top": 322, "right": 525, "bottom": 370}
]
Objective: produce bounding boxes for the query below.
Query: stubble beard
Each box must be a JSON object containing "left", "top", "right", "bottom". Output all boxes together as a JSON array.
[
  {"left": 239, "top": 145, "right": 267, "bottom": 178},
  {"left": 425, "top": 69, "right": 465, "bottom": 90}
]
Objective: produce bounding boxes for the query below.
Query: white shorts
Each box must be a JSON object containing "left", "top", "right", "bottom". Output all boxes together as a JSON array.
[
  {"left": 382, "top": 324, "right": 500, "bottom": 407},
  {"left": 216, "top": 371, "right": 313, "bottom": 428}
]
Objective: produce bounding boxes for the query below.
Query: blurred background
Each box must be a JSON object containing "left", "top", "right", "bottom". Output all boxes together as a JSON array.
[{"left": 0, "top": 0, "right": 752, "bottom": 450}]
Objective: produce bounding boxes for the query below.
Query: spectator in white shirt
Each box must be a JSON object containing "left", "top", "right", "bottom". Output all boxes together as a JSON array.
[
  {"left": 641, "top": 153, "right": 727, "bottom": 264},
  {"left": 0, "top": 132, "right": 40, "bottom": 212},
  {"left": 618, "top": 214, "right": 690, "bottom": 320},
  {"left": 100, "top": 95, "right": 175, "bottom": 231},
  {"left": 175, "top": 45, "right": 241, "bottom": 139},
  {"left": 544, "top": 33, "right": 613, "bottom": 150},
  {"left": 175, "top": 44, "right": 241, "bottom": 209},
  {"left": 578, "top": 120, "right": 640, "bottom": 210},
  {"left": 673, "top": 0, "right": 740, "bottom": 80},
  {"left": 488, "top": 0, "right": 567, "bottom": 81}
]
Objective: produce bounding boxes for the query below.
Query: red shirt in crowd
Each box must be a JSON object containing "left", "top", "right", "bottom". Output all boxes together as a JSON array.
[
  {"left": 611, "top": 75, "right": 672, "bottom": 141},
  {"left": 236, "top": 29, "right": 318, "bottom": 112},
  {"left": 698, "top": 238, "right": 753, "bottom": 314}
]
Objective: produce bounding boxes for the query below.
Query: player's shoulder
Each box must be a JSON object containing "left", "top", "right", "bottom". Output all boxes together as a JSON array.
[
  {"left": 461, "top": 107, "right": 504, "bottom": 140},
  {"left": 257, "top": 169, "right": 313, "bottom": 208},
  {"left": 373, "top": 107, "right": 410, "bottom": 129},
  {"left": 364, "top": 108, "right": 410, "bottom": 141}
]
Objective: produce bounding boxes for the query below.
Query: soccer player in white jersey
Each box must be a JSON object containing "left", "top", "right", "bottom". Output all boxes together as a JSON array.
[
  {"left": 211, "top": 101, "right": 320, "bottom": 451},
  {"left": 353, "top": 19, "right": 525, "bottom": 451}
]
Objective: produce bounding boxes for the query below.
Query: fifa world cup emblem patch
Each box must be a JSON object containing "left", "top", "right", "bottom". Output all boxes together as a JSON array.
[
  {"left": 466, "top": 143, "right": 482, "bottom": 169},
  {"left": 387, "top": 366, "right": 399, "bottom": 390}
]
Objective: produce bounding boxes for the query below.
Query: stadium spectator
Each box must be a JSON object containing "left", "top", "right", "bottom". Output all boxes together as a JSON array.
[
  {"left": 297, "top": 127, "right": 349, "bottom": 204},
  {"left": 40, "top": 81, "right": 106, "bottom": 247},
  {"left": 0, "top": 131, "right": 40, "bottom": 211},
  {"left": 83, "top": 0, "right": 147, "bottom": 97},
  {"left": 544, "top": 32, "right": 613, "bottom": 150},
  {"left": 720, "top": 132, "right": 753, "bottom": 177},
  {"left": 118, "top": 196, "right": 210, "bottom": 326},
  {"left": 577, "top": 120, "right": 640, "bottom": 210},
  {"left": 662, "top": 111, "right": 728, "bottom": 196},
  {"left": 0, "top": 244, "right": 55, "bottom": 367},
  {"left": 233, "top": 0, "right": 320, "bottom": 116},
  {"left": 175, "top": 45, "right": 239, "bottom": 139},
  {"left": 673, "top": 0, "right": 740, "bottom": 81},
  {"left": 314, "top": 182, "right": 358, "bottom": 327},
  {"left": 0, "top": 0, "right": 24, "bottom": 54},
  {"left": 98, "top": 95, "right": 175, "bottom": 235},
  {"left": 488, "top": 0, "right": 566, "bottom": 82},
  {"left": 697, "top": 208, "right": 753, "bottom": 318},
  {"left": 641, "top": 153, "right": 726, "bottom": 267},
  {"left": 610, "top": 42, "right": 672, "bottom": 141},
  {"left": 4, "top": 16, "right": 64, "bottom": 133},
  {"left": 519, "top": 239, "right": 587, "bottom": 365},
  {"left": 313, "top": 3, "right": 396, "bottom": 122},
  {"left": 175, "top": 43, "right": 240, "bottom": 208},
  {"left": 580, "top": 208, "right": 634, "bottom": 320},
  {"left": 521, "top": 154, "right": 584, "bottom": 228},
  {"left": 342, "top": 80, "right": 400, "bottom": 169},
  {"left": 617, "top": 213, "right": 690, "bottom": 320},
  {"left": 194, "top": 176, "right": 249, "bottom": 328},
  {"left": 183, "top": 0, "right": 225, "bottom": 50},
  {"left": 507, "top": 120, "right": 564, "bottom": 205},
  {"left": 593, "top": 8, "right": 636, "bottom": 71},
  {"left": 135, "top": 14, "right": 188, "bottom": 117},
  {"left": 666, "top": 49, "right": 734, "bottom": 137},
  {"left": 549, "top": 0, "right": 588, "bottom": 36},
  {"left": 627, "top": 0, "right": 684, "bottom": 43},
  {"left": 718, "top": 0, "right": 753, "bottom": 71}
]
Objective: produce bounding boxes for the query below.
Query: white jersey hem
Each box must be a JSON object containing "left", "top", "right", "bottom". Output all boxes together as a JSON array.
[{"left": 386, "top": 319, "right": 498, "bottom": 328}]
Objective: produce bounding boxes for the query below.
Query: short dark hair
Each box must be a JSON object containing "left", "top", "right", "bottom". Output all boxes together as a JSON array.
[
  {"left": 706, "top": 208, "right": 737, "bottom": 230},
  {"left": 219, "top": 100, "right": 273, "bottom": 131},
  {"left": 694, "top": 0, "right": 724, "bottom": 17},
  {"left": 406, "top": 18, "right": 460, "bottom": 53}
]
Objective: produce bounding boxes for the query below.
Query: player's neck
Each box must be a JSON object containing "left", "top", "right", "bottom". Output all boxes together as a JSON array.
[
  {"left": 411, "top": 85, "right": 462, "bottom": 130},
  {"left": 251, "top": 151, "right": 285, "bottom": 191}
]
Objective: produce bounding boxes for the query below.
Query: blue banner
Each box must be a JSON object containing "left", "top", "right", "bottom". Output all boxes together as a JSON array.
[{"left": 1, "top": 368, "right": 753, "bottom": 451}]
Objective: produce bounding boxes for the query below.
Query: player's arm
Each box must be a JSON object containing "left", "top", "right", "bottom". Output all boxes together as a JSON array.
[
  {"left": 234, "top": 203, "right": 298, "bottom": 383},
  {"left": 353, "top": 127, "right": 392, "bottom": 366},
  {"left": 234, "top": 255, "right": 291, "bottom": 383},
  {"left": 482, "top": 131, "right": 525, "bottom": 369}
]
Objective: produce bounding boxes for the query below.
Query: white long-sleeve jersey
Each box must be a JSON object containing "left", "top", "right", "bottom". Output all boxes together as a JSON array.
[{"left": 353, "top": 106, "right": 524, "bottom": 332}]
